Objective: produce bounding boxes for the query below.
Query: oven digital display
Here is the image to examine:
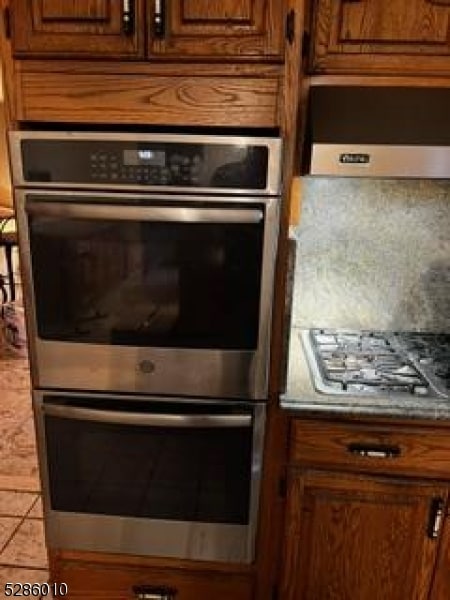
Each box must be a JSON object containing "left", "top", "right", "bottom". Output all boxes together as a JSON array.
[{"left": 123, "top": 149, "right": 166, "bottom": 166}]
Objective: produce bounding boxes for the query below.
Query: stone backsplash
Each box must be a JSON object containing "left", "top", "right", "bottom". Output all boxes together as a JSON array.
[{"left": 291, "top": 177, "right": 450, "bottom": 332}]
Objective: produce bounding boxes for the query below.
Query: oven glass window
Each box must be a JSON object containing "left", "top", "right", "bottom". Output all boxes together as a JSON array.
[
  {"left": 29, "top": 206, "right": 264, "bottom": 349},
  {"left": 44, "top": 400, "right": 254, "bottom": 524}
]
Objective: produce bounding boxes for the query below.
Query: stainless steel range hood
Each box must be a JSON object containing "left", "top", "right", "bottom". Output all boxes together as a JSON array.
[{"left": 305, "top": 86, "right": 450, "bottom": 178}]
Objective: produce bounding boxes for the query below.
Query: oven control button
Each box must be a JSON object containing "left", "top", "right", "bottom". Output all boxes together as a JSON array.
[{"left": 138, "top": 360, "right": 155, "bottom": 374}]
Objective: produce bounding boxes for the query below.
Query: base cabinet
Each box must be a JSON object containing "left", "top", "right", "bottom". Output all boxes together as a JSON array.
[
  {"left": 281, "top": 420, "right": 450, "bottom": 600},
  {"left": 281, "top": 470, "right": 447, "bottom": 600},
  {"left": 51, "top": 559, "right": 253, "bottom": 600}
]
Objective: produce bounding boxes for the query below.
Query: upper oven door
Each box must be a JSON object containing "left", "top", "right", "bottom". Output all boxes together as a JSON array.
[{"left": 16, "top": 191, "right": 279, "bottom": 399}]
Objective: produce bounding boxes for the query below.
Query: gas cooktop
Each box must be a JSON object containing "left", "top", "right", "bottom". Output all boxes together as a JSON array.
[{"left": 301, "top": 329, "right": 450, "bottom": 400}]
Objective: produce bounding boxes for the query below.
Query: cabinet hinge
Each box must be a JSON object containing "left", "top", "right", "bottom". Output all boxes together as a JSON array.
[
  {"left": 285, "top": 9, "right": 295, "bottom": 45},
  {"left": 3, "top": 6, "right": 11, "bottom": 40},
  {"left": 427, "top": 497, "right": 445, "bottom": 540}
]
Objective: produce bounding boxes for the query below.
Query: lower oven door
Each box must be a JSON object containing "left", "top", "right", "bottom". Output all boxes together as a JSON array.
[{"left": 35, "top": 391, "right": 265, "bottom": 563}]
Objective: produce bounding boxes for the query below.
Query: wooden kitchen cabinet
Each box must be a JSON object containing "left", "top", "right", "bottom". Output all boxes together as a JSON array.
[
  {"left": 280, "top": 419, "right": 450, "bottom": 600},
  {"left": 147, "top": 0, "right": 285, "bottom": 59},
  {"left": 10, "top": 0, "right": 145, "bottom": 59},
  {"left": 10, "top": 0, "right": 285, "bottom": 61},
  {"left": 281, "top": 470, "right": 448, "bottom": 600},
  {"left": 310, "top": 0, "right": 450, "bottom": 76}
]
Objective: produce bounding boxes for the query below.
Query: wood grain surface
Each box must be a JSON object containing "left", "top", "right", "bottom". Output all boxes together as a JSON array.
[
  {"left": 50, "top": 556, "right": 253, "bottom": 599},
  {"left": 15, "top": 71, "right": 280, "bottom": 126},
  {"left": 311, "top": 0, "right": 450, "bottom": 76},
  {"left": 290, "top": 420, "right": 450, "bottom": 479},
  {"left": 11, "top": 0, "right": 145, "bottom": 58},
  {"left": 281, "top": 470, "right": 447, "bottom": 600}
]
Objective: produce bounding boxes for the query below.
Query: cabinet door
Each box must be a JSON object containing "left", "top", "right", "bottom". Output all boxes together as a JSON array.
[
  {"left": 430, "top": 510, "right": 450, "bottom": 599},
  {"left": 312, "top": 0, "right": 450, "bottom": 76},
  {"left": 147, "top": 0, "right": 285, "bottom": 59},
  {"left": 281, "top": 470, "right": 447, "bottom": 600},
  {"left": 11, "top": 0, "right": 144, "bottom": 58}
]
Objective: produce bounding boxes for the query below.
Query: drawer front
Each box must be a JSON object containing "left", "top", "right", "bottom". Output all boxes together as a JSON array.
[
  {"left": 290, "top": 420, "right": 450, "bottom": 479},
  {"left": 54, "top": 561, "right": 253, "bottom": 599}
]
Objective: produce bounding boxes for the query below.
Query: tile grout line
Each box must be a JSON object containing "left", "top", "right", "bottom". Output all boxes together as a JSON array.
[{"left": 0, "top": 512, "right": 27, "bottom": 556}]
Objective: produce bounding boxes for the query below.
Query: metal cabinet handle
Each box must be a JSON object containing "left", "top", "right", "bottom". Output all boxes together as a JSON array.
[
  {"left": 428, "top": 498, "right": 445, "bottom": 540},
  {"left": 154, "top": 0, "right": 166, "bottom": 38},
  {"left": 122, "top": 0, "right": 135, "bottom": 35},
  {"left": 347, "top": 443, "right": 401, "bottom": 459},
  {"left": 133, "top": 586, "right": 177, "bottom": 600}
]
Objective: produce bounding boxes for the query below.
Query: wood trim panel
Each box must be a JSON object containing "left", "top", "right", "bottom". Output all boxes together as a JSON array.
[
  {"left": 253, "top": 1, "right": 305, "bottom": 600},
  {"left": 311, "top": 52, "right": 450, "bottom": 76},
  {"left": 16, "top": 59, "right": 282, "bottom": 77},
  {"left": 308, "top": 74, "right": 450, "bottom": 87},
  {"left": 290, "top": 420, "right": 450, "bottom": 479},
  {"left": 53, "top": 549, "right": 252, "bottom": 574},
  {"left": 15, "top": 71, "right": 280, "bottom": 127}
]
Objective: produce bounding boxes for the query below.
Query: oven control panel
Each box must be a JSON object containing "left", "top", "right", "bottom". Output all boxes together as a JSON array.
[
  {"left": 15, "top": 134, "right": 282, "bottom": 193},
  {"left": 89, "top": 150, "right": 203, "bottom": 186}
]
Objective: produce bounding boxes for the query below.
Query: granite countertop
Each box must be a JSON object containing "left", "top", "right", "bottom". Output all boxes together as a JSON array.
[{"left": 280, "top": 326, "right": 450, "bottom": 420}]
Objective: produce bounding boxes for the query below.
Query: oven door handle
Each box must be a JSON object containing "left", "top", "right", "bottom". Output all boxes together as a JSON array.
[
  {"left": 43, "top": 403, "right": 252, "bottom": 428},
  {"left": 25, "top": 200, "right": 263, "bottom": 224}
]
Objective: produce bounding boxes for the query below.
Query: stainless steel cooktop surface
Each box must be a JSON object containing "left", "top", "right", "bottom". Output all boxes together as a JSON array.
[{"left": 301, "top": 329, "right": 449, "bottom": 400}]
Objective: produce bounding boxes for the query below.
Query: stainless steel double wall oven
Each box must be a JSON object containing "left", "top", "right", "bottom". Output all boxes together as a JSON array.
[{"left": 10, "top": 131, "right": 283, "bottom": 563}]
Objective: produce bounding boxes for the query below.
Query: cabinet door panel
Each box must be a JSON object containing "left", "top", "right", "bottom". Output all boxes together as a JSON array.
[
  {"left": 38, "top": 0, "right": 109, "bottom": 23},
  {"left": 11, "top": 0, "right": 144, "bottom": 58},
  {"left": 312, "top": 0, "right": 450, "bottom": 75},
  {"left": 148, "top": 0, "right": 284, "bottom": 58},
  {"left": 340, "top": 0, "right": 448, "bottom": 44},
  {"left": 282, "top": 471, "right": 447, "bottom": 600}
]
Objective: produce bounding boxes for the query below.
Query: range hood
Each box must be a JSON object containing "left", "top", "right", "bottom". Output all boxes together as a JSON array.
[{"left": 305, "top": 86, "right": 450, "bottom": 178}]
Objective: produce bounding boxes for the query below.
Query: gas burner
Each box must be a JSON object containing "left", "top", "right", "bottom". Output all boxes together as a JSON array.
[{"left": 302, "top": 329, "right": 449, "bottom": 400}]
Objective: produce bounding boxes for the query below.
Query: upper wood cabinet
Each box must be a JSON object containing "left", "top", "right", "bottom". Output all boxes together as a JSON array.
[
  {"left": 9, "top": 0, "right": 285, "bottom": 61},
  {"left": 148, "top": 0, "right": 285, "bottom": 59},
  {"left": 310, "top": 0, "right": 450, "bottom": 76},
  {"left": 10, "top": 0, "right": 145, "bottom": 59}
]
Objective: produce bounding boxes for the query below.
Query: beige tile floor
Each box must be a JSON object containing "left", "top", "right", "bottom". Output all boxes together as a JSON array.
[{"left": 0, "top": 340, "right": 49, "bottom": 597}]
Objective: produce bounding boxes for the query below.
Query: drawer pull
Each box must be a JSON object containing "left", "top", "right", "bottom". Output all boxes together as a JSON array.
[
  {"left": 428, "top": 498, "right": 445, "bottom": 540},
  {"left": 347, "top": 443, "right": 401, "bottom": 459},
  {"left": 133, "top": 586, "right": 177, "bottom": 600}
]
